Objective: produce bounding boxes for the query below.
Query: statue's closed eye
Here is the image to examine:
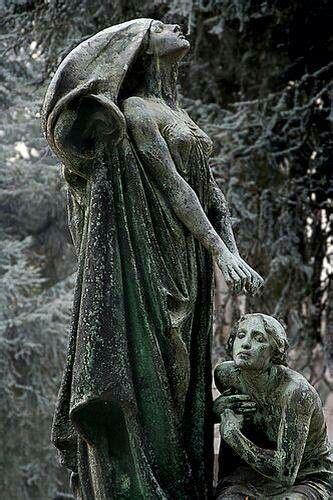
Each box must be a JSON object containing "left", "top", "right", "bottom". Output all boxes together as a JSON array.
[{"left": 253, "top": 332, "right": 266, "bottom": 343}]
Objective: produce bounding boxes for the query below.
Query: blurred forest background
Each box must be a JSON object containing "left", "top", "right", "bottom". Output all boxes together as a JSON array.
[{"left": 0, "top": 0, "right": 332, "bottom": 498}]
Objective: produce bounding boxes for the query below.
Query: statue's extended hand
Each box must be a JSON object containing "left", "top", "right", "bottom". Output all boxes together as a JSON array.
[
  {"left": 213, "top": 394, "right": 256, "bottom": 419},
  {"left": 216, "top": 250, "right": 264, "bottom": 295},
  {"left": 220, "top": 408, "right": 244, "bottom": 439}
]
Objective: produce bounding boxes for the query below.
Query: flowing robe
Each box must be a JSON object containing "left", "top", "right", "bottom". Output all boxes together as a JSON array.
[{"left": 50, "top": 93, "right": 216, "bottom": 499}]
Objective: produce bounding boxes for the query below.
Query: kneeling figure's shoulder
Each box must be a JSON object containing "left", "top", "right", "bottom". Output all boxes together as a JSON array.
[{"left": 283, "top": 368, "right": 318, "bottom": 410}]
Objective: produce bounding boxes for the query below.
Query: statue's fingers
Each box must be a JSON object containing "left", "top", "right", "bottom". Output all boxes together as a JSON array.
[
  {"left": 238, "top": 403, "right": 257, "bottom": 411},
  {"left": 250, "top": 267, "right": 264, "bottom": 289},
  {"left": 252, "top": 273, "right": 264, "bottom": 294},
  {"left": 215, "top": 395, "right": 252, "bottom": 410},
  {"left": 224, "top": 394, "right": 252, "bottom": 402},
  {"left": 239, "top": 261, "right": 252, "bottom": 282},
  {"left": 237, "top": 406, "right": 257, "bottom": 414},
  {"left": 235, "top": 266, "right": 248, "bottom": 293},
  {"left": 224, "top": 401, "right": 255, "bottom": 411},
  {"left": 238, "top": 260, "right": 256, "bottom": 294},
  {"left": 246, "top": 279, "right": 256, "bottom": 296},
  {"left": 238, "top": 402, "right": 256, "bottom": 408},
  {"left": 258, "top": 275, "right": 264, "bottom": 288},
  {"left": 246, "top": 270, "right": 262, "bottom": 295},
  {"left": 227, "top": 266, "right": 242, "bottom": 294},
  {"left": 240, "top": 260, "right": 261, "bottom": 282},
  {"left": 225, "top": 266, "right": 237, "bottom": 293},
  {"left": 221, "top": 265, "right": 234, "bottom": 291},
  {"left": 233, "top": 402, "right": 256, "bottom": 411}
]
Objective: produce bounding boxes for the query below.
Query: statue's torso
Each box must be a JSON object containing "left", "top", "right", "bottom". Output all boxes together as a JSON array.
[
  {"left": 136, "top": 97, "right": 213, "bottom": 192},
  {"left": 217, "top": 361, "right": 332, "bottom": 474}
]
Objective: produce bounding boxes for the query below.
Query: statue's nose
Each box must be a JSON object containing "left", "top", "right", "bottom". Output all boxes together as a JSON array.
[{"left": 241, "top": 340, "right": 251, "bottom": 350}]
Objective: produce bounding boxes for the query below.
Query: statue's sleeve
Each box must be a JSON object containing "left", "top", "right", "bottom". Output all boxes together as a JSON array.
[
  {"left": 47, "top": 93, "right": 126, "bottom": 251},
  {"left": 51, "top": 94, "right": 126, "bottom": 181}
]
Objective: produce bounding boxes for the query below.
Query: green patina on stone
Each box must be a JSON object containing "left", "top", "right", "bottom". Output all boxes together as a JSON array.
[
  {"left": 214, "top": 313, "right": 333, "bottom": 499},
  {"left": 42, "top": 18, "right": 262, "bottom": 499}
]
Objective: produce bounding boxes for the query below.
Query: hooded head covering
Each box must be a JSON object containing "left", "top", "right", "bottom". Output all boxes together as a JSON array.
[{"left": 42, "top": 18, "right": 153, "bottom": 162}]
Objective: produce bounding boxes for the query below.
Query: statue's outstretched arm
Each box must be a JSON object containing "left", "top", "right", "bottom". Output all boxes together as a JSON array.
[
  {"left": 220, "top": 388, "right": 314, "bottom": 487},
  {"left": 208, "top": 171, "right": 264, "bottom": 289},
  {"left": 123, "top": 97, "right": 229, "bottom": 257},
  {"left": 123, "top": 96, "right": 261, "bottom": 294},
  {"left": 208, "top": 175, "right": 239, "bottom": 256}
]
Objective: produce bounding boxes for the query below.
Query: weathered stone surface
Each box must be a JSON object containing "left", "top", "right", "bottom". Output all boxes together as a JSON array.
[
  {"left": 42, "top": 19, "right": 263, "bottom": 499},
  {"left": 214, "top": 313, "right": 333, "bottom": 499}
]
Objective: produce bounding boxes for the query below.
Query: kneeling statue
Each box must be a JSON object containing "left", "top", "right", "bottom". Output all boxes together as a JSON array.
[{"left": 214, "top": 313, "right": 332, "bottom": 499}]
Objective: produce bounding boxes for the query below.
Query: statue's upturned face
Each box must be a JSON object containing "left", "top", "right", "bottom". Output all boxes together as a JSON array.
[
  {"left": 148, "top": 21, "right": 190, "bottom": 59},
  {"left": 232, "top": 316, "right": 272, "bottom": 371}
]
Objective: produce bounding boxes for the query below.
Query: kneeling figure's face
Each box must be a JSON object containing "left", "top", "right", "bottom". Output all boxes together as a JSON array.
[{"left": 233, "top": 316, "right": 271, "bottom": 371}]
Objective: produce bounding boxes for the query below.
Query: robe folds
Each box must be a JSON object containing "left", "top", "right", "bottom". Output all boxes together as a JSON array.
[{"left": 42, "top": 19, "right": 215, "bottom": 500}]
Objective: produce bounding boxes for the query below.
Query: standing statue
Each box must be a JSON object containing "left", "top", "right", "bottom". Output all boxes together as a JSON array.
[
  {"left": 214, "top": 313, "right": 333, "bottom": 499},
  {"left": 42, "top": 19, "right": 263, "bottom": 499}
]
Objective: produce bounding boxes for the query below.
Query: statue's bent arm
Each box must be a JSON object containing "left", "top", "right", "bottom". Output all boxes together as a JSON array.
[
  {"left": 214, "top": 361, "right": 236, "bottom": 394},
  {"left": 123, "top": 96, "right": 229, "bottom": 259},
  {"left": 221, "top": 387, "right": 314, "bottom": 487}
]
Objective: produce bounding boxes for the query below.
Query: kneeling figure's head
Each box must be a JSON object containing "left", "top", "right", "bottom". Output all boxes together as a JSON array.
[{"left": 227, "top": 313, "right": 289, "bottom": 372}]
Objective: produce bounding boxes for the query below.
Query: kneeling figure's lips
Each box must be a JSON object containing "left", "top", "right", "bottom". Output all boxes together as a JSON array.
[{"left": 237, "top": 351, "right": 252, "bottom": 358}]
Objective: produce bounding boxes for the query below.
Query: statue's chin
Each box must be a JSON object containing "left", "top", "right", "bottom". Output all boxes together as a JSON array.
[
  {"left": 179, "top": 40, "right": 190, "bottom": 55},
  {"left": 161, "top": 41, "right": 190, "bottom": 60},
  {"left": 235, "top": 357, "right": 257, "bottom": 370},
  {"left": 179, "top": 39, "right": 190, "bottom": 49},
  {"left": 235, "top": 359, "right": 249, "bottom": 368}
]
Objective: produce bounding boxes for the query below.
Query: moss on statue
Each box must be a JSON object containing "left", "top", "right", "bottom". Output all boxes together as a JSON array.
[{"left": 214, "top": 314, "right": 333, "bottom": 499}]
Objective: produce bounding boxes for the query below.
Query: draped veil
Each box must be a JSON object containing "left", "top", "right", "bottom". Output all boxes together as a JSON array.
[{"left": 42, "top": 19, "right": 214, "bottom": 499}]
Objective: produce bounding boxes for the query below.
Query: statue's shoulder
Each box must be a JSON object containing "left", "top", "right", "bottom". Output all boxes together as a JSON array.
[
  {"left": 122, "top": 96, "right": 147, "bottom": 111},
  {"left": 280, "top": 366, "right": 319, "bottom": 408},
  {"left": 214, "top": 361, "right": 239, "bottom": 392},
  {"left": 122, "top": 96, "right": 151, "bottom": 120},
  {"left": 122, "top": 96, "right": 163, "bottom": 134}
]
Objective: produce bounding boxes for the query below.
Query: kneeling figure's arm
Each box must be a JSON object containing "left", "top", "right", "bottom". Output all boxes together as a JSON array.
[{"left": 220, "top": 386, "right": 314, "bottom": 487}]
